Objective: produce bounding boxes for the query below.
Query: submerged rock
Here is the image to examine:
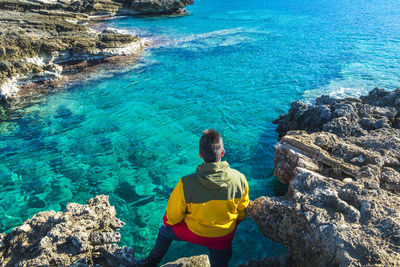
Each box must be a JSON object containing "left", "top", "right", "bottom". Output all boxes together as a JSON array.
[
  {"left": 0, "top": 195, "right": 136, "bottom": 266},
  {"left": 248, "top": 88, "right": 400, "bottom": 266},
  {"left": 237, "top": 254, "right": 294, "bottom": 267}
]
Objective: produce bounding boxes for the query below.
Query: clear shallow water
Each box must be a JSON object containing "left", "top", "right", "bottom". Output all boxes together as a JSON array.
[{"left": 1, "top": 0, "right": 400, "bottom": 265}]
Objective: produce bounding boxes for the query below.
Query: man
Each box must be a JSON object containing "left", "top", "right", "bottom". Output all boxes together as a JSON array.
[{"left": 138, "top": 129, "right": 250, "bottom": 267}]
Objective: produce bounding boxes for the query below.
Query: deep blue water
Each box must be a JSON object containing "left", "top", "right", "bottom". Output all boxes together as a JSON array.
[{"left": 1, "top": 0, "right": 400, "bottom": 265}]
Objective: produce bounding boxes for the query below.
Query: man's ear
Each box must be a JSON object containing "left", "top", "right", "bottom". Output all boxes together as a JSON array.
[
  {"left": 199, "top": 151, "right": 203, "bottom": 158},
  {"left": 221, "top": 148, "right": 225, "bottom": 157}
]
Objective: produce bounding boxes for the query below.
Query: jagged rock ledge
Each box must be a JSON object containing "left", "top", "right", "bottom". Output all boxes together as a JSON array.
[
  {"left": 0, "top": 195, "right": 135, "bottom": 266},
  {"left": 0, "top": 195, "right": 209, "bottom": 266},
  {"left": 0, "top": 0, "right": 194, "bottom": 101},
  {"left": 248, "top": 88, "right": 400, "bottom": 266}
]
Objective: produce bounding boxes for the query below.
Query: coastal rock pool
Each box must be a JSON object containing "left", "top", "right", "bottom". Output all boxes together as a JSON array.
[{"left": 1, "top": 0, "right": 400, "bottom": 265}]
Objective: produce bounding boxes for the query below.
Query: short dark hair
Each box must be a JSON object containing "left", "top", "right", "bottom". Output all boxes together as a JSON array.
[{"left": 199, "top": 129, "right": 224, "bottom": 163}]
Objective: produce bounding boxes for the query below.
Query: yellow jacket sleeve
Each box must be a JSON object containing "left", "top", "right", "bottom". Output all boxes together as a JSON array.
[
  {"left": 165, "top": 179, "right": 187, "bottom": 226},
  {"left": 237, "top": 183, "right": 250, "bottom": 221}
]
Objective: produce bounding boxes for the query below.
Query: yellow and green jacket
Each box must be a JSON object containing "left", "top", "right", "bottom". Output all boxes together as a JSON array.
[{"left": 162, "top": 161, "right": 250, "bottom": 249}]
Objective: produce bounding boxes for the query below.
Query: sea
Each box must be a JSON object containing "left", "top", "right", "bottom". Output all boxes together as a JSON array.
[{"left": 1, "top": 0, "right": 400, "bottom": 265}]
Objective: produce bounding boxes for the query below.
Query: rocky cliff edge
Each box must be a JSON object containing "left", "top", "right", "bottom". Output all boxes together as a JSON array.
[
  {"left": 0, "top": 195, "right": 210, "bottom": 267},
  {"left": 248, "top": 88, "right": 400, "bottom": 266},
  {"left": 0, "top": 195, "right": 135, "bottom": 266},
  {"left": 0, "top": 0, "right": 194, "bottom": 101}
]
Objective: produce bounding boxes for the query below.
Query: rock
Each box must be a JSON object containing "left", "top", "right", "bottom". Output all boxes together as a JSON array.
[
  {"left": 0, "top": 6, "right": 143, "bottom": 101},
  {"left": 250, "top": 89, "right": 400, "bottom": 266},
  {"left": 0, "top": 195, "right": 212, "bottom": 266},
  {"left": 128, "top": 0, "right": 194, "bottom": 14},
  {"left": 0, "top": 0, "right": 194, "bottom": 101},
  {"left": 273, "top": 89, "right": 400, "bottom": 138},
  {"left": 237, "top": 253, "right": 295, "bottom": 267},
  {"left": 161, "top": 254, "right": 210, "bottom": 267},
  {"left": 0, "top": 195, "right": 136, "bottom": 266}
]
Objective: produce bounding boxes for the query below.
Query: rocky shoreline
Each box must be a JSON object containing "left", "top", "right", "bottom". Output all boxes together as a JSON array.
[
  {"left": 0, "top": 195, "right": 210, "bottom": 267},
  {"left": 0, "top": 0, "right": 194, "bottom": 101},
  {"left": 0, "top": 195, "right": 134, "bottom": 266},
  {"left": 1, "top": 89, "right": 399, "bottom": 266},
  {"left": 4, "top": 1, "right": 399, "bottom": 266},
  {"left": 248, "top": 88, "right": 400, "bottom": 266}
]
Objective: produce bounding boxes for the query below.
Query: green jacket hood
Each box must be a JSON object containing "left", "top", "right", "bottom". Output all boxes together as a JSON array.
[{"left": 196, "top": 161, "right": 231, "bottom": 189}]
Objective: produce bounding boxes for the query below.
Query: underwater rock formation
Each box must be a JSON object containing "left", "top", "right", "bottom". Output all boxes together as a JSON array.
[
  {"left": 0, "top": 0, "right": 194, "bottom": 100},
  {"left": 0, "top": 195, "right": 135, "bottom": 266},
  {"left": 237, "top": 255, "right": 292, "bottom": 267},
  {"left": 248, "top": 88, "right": 400, "bottom": 266}
]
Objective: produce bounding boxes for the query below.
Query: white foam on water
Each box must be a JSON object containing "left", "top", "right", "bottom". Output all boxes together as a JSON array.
[
  {"left": 304, "top": 83, "right": 369, "bottom": 103},
  {"left": 147, "top": 27, "right": 254, "bottom": 50},
  {"left": 304, "top": 59, "right": 400, "bottom": 102},
  {"left": 304, "top": 86, "right": 366, "bottom": 103},
  {"left": 105, "top": 22, "right": 264, "bottom": 52},
  {"left": 0, "top": 76, "right": 20, "bottom": 100}
]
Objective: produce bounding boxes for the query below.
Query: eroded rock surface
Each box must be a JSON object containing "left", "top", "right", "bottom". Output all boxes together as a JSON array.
[
  {"left": 129, "top": 0, "right": 194, "bottom": 14},
  {"left": 249, "top": 88, "right": 400, "bottom": 266},
  {"left": 0, "top": 0, "right": 194, "bottom": 100},
  {"left": 0, "top": 195, "right": 136, "bottom": 266},
  {"left": 0, "top": 1, "right": 139, "bottom": 100},
  {"left": 161, "top": 254, "right": 210, "bottom": 267}
]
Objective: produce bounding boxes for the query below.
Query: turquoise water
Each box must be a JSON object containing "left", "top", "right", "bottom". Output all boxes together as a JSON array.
[{"left": 2, "top": 0, "right": 400, "bottom": 265}]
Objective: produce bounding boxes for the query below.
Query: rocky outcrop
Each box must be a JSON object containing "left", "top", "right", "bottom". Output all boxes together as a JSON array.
[
  {"left": 0, "top": 0, "right": 193, "bottom": 18},
  {"left": 0, "top": 2, "right": 138, "bottom": 101},
  {"left": 0, "top": 195, "right": 212, "bottom": 267},
  {"left": 0, "top": 195, "right": 136, "bottom": 266},
  {"left": 248, "top": 88, "right": 400, "bottom": 266},
  {"left": 128, "top": 0, "right": 194, "bottom": 15},
  {"left": 0, "top": 0, "right": 194, "bottom": 101},
  {"left": 161, "top": 255, "right": 210, "bottom": 267},
  {"left": 274, "top": 89, "right": 400, "bottom": 138},
  {"left": 0, "top": 11, "right": 143, "bottom": 100}
]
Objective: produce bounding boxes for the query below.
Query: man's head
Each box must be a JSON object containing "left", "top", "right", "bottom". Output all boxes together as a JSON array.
[{"left": 199, "top": 129, "right": 225, "bottom": 163}]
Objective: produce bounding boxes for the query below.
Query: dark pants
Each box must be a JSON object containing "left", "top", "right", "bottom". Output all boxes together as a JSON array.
[{"left": 148, "top": 225, "right": 233, "bottom": 267}]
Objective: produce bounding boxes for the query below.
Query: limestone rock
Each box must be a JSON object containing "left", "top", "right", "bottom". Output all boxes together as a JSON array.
[
  {"left": 0, "top": 3, "right": 144, "bottom": 101},
  {"left": 0, "top": 195, "right": 136, "bottom": 266},
  {"left": 273, "top": 88, "right": 400, "bottom": 138},
  {"left": 250, "top": 89, "right": 400, "bottom": 266},
  {"left": 0, "top": 0, "right": 195, "bottom": 101},
  {"left": 128, "top": 0, "right": 194, "bottom": 14},
  {"left": 161, "top": 254, "right": 210, "bottom": 267}
]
